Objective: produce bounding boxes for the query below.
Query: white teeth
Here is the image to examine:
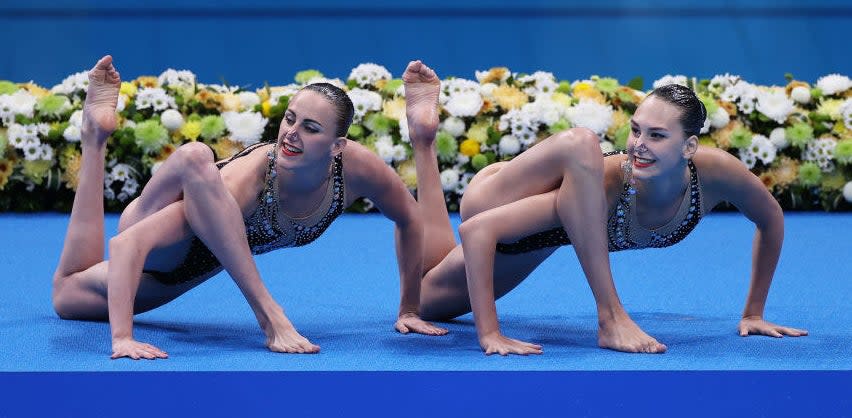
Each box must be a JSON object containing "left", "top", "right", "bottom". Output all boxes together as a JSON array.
[
  {"left": 635, "top": 157, "right": 655, "bottom": 164},
  {"left": 283, "top": 143, "right": 302, "bottom": 154}
]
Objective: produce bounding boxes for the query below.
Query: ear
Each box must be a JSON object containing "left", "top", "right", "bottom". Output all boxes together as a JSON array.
[
  {"left": 330, "top": 137, "right": 348, "bottom": 156},
  {"left": 683, "top": 135, "right": 698, "bottom": 159}
]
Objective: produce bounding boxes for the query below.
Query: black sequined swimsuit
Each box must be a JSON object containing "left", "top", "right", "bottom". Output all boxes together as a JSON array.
[
  {"left": 496, "top": 151, "right": 704, "bottom": 254},
  {"left": 145, "top": 142, "right": 346, "bottom": 285}
]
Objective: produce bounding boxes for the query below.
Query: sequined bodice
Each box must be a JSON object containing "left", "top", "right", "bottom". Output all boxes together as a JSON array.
[
  {"left": 245, "top": 144, "right": 346, "bottom": 254},
  {"left": 606, "top": 159, "right": 703, "bottom": 251}
]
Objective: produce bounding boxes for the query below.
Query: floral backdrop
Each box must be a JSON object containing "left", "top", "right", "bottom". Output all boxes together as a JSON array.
[{"left": 1, "top": 65, "right": 850, "bottom": 212}]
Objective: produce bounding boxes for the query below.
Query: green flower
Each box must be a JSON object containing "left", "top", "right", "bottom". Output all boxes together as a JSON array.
[
  {"left": 798, "top": 162, "right": 822, "bottom": 186},
  {"left": 471, "top": 154, "right": 489, "bottom": 171},
  {"left": 548, "top": 118, "right": 571, "bottom": 135},
  {"left": 0, "top": 130, "right": 7, "bottom": 159},
  {"left": 817, "top": 99, "right": 842, "bottom": 120},
  {"left": 729, "top": 126, "right": 753, "bottom": 149},
  {"left": 364, "top": 113, "right": 393, "bottom": 134},
  {"left": 466, "top": 122, "right": 490, "bottom": 143},
  {"left": 821, "top": 171, "right": 847, "bottom": 190},
  {"left": 436, "top": 131, "right": 458, "bottom": 162},
  {"left": 810, "top": 88, "right": 823, "bottom": 100},
  {"left": 785, "top": 123, "right": 814, "bottom": 148},
  {"left": 614, "top": 124, "right": 631, "bottom": 150},
  {"left": 595, "top": 78, "right": 619, "bottom": 94},
  {"left": 835, "top": 139, "right": 852, "bottom": 164},
  {"left": 36, "top": 95, "right": 71, "bottom": 117},
  {"left": 134, "top": 120, "right": 169, "bottom": 153},
  {"left": 22, "top": 160, "right": 52, "bottom": 184},
  {"left": 348, "top": 124, "right": 365, "bottom": 139},
  {"left": 556, "top": 81, "right": 572, "bottom": 94},
  {"left": 699, "top": 94, "right": 719, "bottom": 118},
  {"left": 295, "top": 70, "right": 323, "bottom": 84},
  {"left": 0, "top": 81, "right": 18, "bottom": 95},
  {"left": 382, "top": 79, "right": 404, "bottom": 95},
  {"left": 199, "top": 115, "right": 226, "bottom": 140}
]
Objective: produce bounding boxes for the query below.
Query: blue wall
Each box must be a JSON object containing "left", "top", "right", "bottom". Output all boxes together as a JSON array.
[{"left": 2, "top": 0, "right": 850, "bottom": 88}]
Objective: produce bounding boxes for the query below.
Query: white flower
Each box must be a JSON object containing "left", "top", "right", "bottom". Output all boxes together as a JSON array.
[
  {"left": 68, "top": 110, "right": 83, "bottom": 127},
  {"left": 518, "top": 71, "right": 558, "bottom": 97},
  {"left": 111, "top": 163, "right": 133, "bottom": 182},
  {"left": 306, "top": 77, "right": 346, "bottom": 90},
  {"left": 843, "top": 181, "right": 852, "bottom": 203},
  {"left": 816, "top": 74, "right": 852, "bottom": 96},
  {"left": 566, "top": 100, "right": 613, "bottom": 136},
  {"left": 23, "top": 142, "right": 42, "bottom": 161},
  {"left": 63, "top": 125, "right": 81, "bottom": 142},
  {"left": 116, "top": 94, "right": 127, "bottom": 112},
  {"left": 455, "top": 172, "right": 474, "bottom": 194},
  {"left": 200, "top": 84, "right": 240, "bottom": 94},
  {"left": 8, "top": 123, "right": 39, "bottom": 148},
  {"left": 8, "top": 90, "right": 37, "bottom": 119},
  {"left": 392, "top": 144, "right": 407, "bottom": 162},
  {"left": 802, "top": 137, "right": 837, "bottom": 172},
  {"left": 755, "top": 89, "right": 794, "bottom": 124},
  {"left": 440, "top": 79, "right": 480, "bottom": 105},
  {"left": 769, "top": 127, "right": 788, "bottom": 150},
  {"left": 479, "top": 83, "right": 498, "bottom": 99},
  {"left": 374, "top": 136, "right": 396, "bottom": 164},
  {"left": 348, "top": 63, "right": 392, "bottom": 88},
  {"left": 160, "top": 109, "right": 185, "bottom": 131},
  {"left": 747, "top": 135, "right": 777, "bottom": 165},
  {"left": 398, "top": 118, "right": 410, "bottom": 143},
  {"left": 739, "top": 147, "right": 757, "bottom": 169},
  {"left": 709, "top": 107, "right": 730, "bottom": 129},
  {"left": 475, "top": 69, "right": 510, "bottom": 84},
  {"left": 157, "top": 69, "right": 196, "bottom": 90},
  {"left": 840, "top": 99, "right": 852, "bottom": 130},
  {"left": 39, "top": 144, "right": 54, "bottom": 161},
  {"left": 347, "top": 88, "right": 382, "bottom": 122},
  {"left": 444, "top": 91, "right": 483, "bottom": 117},
  {"left": 0, "top": 95, "right": 16, "bottom": 125},
  {"left": 238, "top": 92, "right": 261, "bottom": 110},
  {"left": 700, "top": 119, "right": 710, "bottom": 134},
  {"left": 652, "top": 75, "right": 688, "bottom": 89},
  {"left": 51, "top": 71, "right": 88, "bottom": 95},
  {"left": 440, "top": 168, "right": 460, "bottom": 191},
  {"left": 121, "top": 177, "right": 139, "bottom": 197},
  {"left": 456, "top": 154, "right": 470, "bottom": 166},
  {"left": 441, "top": 117, "right": 466, "bottom": 138},
  {"left": 135, "top": 88, "right": 176, "bottom": 112},
  {"left": 498, "top": 135, "right": 521, "bottom": 156},
  {"left": 708, "top": 74, "right": 740, "bottom": 93},
  {"left": 721, "top": 80, "right": 757, "bottom": 105},
  {"left": 268, "top": 84, "right": 301, "bottom": 104},
  {"left": 599, "top": 141, "right": 616, "bottom": 154},
  {"left": 103, "top": 188, "right": 115, "bottom": 201},
  {"left": 222, "top": 111, "right": 269, "bottom": 146},
  {"left": 790, "top": 86, "right": 811, "bottom": 104}
]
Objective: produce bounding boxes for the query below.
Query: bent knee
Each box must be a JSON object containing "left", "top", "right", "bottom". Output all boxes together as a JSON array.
[
  {"left": 175, "top": 142, "right": 215, "bottom": 169},
  {"left": 552, "top": 128, "right": 604, "bottom": 170}
]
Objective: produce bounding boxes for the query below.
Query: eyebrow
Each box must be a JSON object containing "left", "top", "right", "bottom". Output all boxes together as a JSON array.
[
  {"left": 285, "top": 109, "right": 324, "bottom": 128},
  {"left": 630, "top": 119, "right": 669, "bottom": 131}
]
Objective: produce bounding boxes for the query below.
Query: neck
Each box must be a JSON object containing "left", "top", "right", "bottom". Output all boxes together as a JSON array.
[
  {"left": 276, "top": 156, "right": 333, "bottom": 194},
  {"left": 633, "top": 161, "right": 690, "bottom": 207}
]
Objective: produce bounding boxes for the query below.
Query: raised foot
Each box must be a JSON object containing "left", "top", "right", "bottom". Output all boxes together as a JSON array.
[
  {"left": 402, "top": 60, "right": 441, "bottom": 148},
  {"left": 82, "top": 55, "right": 121, "bottom": 148}
]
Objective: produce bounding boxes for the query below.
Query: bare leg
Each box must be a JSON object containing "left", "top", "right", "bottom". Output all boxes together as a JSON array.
[{"left": 403, "top": 60, "right": 456, "bottom": 271}]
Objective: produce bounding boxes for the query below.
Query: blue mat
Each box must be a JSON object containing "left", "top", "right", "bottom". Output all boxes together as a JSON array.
[{"left": 1, "top": 213, "right": 849, "bottom": 371}]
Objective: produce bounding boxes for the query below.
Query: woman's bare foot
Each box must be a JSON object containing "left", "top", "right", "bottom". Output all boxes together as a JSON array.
[
  {"left": 402, "top": 60, "right": 440, "bottom": 148},
  {"left": 598, "top": 313, "right": 667, "bottom": 354},
  {"left": 82, "top": 55, "right": 121, "bottom": 147}
]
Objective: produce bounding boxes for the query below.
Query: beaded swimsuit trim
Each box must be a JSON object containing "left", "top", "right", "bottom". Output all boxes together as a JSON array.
[{"left": 496, "top": 151, "right": 703, "bottom": 254}]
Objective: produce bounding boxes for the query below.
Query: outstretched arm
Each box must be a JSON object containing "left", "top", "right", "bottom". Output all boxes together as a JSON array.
[
  {"left": 346, "top": 143, "right": 447, "bottom": 336},
  {"left": 701, "top": 149, "right": 807, "bottom": 338}
]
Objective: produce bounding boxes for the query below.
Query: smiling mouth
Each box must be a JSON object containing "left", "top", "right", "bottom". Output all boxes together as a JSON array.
[
  {"left": 633, "top": 156, "right": 656, "bottom": 168},
  {"left": 281, "top": 142, "right": 303, "bottom": 156}
]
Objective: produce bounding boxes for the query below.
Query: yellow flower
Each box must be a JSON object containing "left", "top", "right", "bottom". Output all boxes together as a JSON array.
[
  {"left": 551, "top": 92, "right": 573, "bottom": 108},
  {"left": 210, "top": 138, "right": 244, "bottom": 160},
  {"left": 20, "top": 82, "right": 50, "bottom": 98},
  {"left": 382, "top": 97, "right": 406, "bottom": 121},
  {"left": 375, "top": 79, "right": 388, "bottom": 91},
  {"left": 221, "top": 93, "right": 242, "bottom": 112},
  {"left": 157, "top": 143, "right": 177, "bottom": 161},
  {"left": 720, "top": 101, "right": 738, "bottom": 117},
  {"left": 134, "top": 76, "right": 158, "bottom": 88},
  {"left": 817, "top": 99, "right": 842, "bottom": 120},
  {"left": 396, "top": 159, "right": 418, "bottom": 189},
  {"left": 466, "top": 121, "right": 490, "bottom": 143},
  {"left": 460, "top": 139, "right": 481, "bottom": 157},
  {"left": 180, "top": 121, "right": 203, "bottom": 141},
  {"left": 615, "top": 86, "right": 642, "bottom": 105},
  {"left": 572, "top": 82, "right": 606, "bottom": 103},
  {"left": 759, "top": 171, "right": 778, "bottom": 190},
  {"left": 61, "top": 152, "right": 82, "bottom": 190},
  {"left": 479, "top": 67, "right": 510, "bottom": 84},
  {"left": 607, "top": 110, "right": 631, "bottom": 139},
  {"left": 492, "top": 85, "right": 528, "bottom": 110},
  {"left": 120, "top": 82, "right": 138, "bottom": 98},
  {"left": 698, "top": 136, "right": 717, "bottom": 148},
  {"left": 773, "top": 157, "right": 799, "bottom": 188},
  {"left": 261, "top": 100, "right": 272, "bottom": 117},
  {"left": 710, "top": 120, "right": 742, "bottom": 150},
  {"left": 195, "top": 90, "right": 223, "bottom": 110}
]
